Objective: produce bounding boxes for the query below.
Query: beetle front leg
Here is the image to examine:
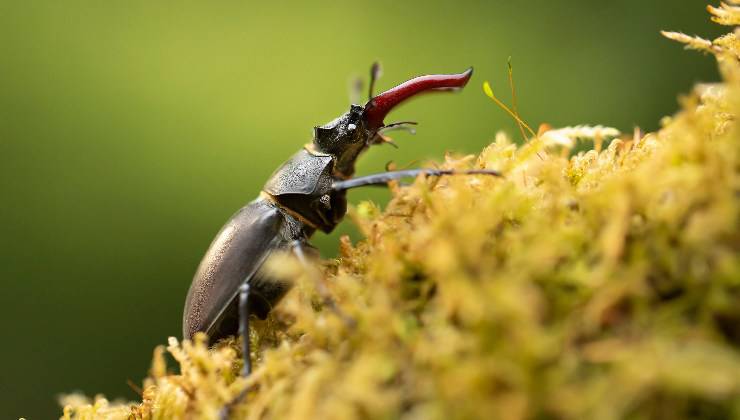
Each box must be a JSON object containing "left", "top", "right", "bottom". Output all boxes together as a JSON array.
[{"left": 332, "top": 168, "right": 502, "bottom": 191}]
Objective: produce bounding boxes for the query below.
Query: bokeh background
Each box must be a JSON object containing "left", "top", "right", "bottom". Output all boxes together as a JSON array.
[{"left": 0, "top": 1, "right": 723, "bottom": 418}]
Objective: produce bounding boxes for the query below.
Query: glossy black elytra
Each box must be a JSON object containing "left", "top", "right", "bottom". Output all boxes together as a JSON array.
[{"left": 182, "top": 65, "right": 500, "bottom": 400}]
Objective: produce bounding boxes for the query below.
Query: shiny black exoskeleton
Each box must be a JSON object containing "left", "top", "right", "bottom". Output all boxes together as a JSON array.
[
  {"left": 183, "top": 67, "right": 483, "bottom": 346},
  {"left": 182, "top": 65, "right": 503, "bottom": 417}
]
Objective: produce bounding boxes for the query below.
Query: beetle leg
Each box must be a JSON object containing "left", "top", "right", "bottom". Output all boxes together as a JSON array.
[
  {"left": 218, "top": 282, "right": 252, "bottom": 420},
  {"left": 331, "top": 168, "right": 503, "bottom": 191},
  {"left": 238, "top": 282, "right": 252, "bottom": 376},
  {"left": 292, "top": 240, "right": 356, "bottom": 327}
]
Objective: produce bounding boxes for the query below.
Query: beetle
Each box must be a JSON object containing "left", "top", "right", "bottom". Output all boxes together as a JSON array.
[{"left": 182, "top": 65, "right": 500, "bottom": 383}]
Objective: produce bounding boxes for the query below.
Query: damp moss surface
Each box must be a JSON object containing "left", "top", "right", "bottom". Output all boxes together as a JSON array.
[{"left": 61, "top": 4, "right": 740, "bottom": 420}]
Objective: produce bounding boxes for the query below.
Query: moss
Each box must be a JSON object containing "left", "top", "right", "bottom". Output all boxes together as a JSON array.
[{"left": 62, "top": 4, "right": 740, "bottom": 419}]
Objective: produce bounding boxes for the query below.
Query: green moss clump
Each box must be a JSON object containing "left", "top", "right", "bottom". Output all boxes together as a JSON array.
[{"left": 62, "top": 4, "right": 739, "bottom": 420}]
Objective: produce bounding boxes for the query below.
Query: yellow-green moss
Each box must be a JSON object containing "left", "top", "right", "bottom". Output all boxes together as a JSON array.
[{"left": 62, "top": 4, "right": 740, "bottom": 420}]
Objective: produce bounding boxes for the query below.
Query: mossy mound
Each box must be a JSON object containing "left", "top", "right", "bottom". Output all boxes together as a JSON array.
[{"left": 62, "top": 4, "right": 739, "bottom": 420}]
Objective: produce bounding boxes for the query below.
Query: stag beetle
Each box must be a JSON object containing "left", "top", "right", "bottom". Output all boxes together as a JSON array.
[{"left": 183, "top": 65, "right": 500, "bottom": 385}]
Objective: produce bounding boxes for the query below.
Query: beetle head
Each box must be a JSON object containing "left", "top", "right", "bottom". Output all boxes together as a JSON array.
[
  {"left": 312, "top": 104, "right": 369, "bottom": 177},
  {"left": 312, "top": 68, "right": 473, "bottom": 178}
]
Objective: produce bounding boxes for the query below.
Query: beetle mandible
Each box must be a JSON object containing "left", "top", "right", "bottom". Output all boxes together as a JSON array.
[{"left": 183, "top": 65, "right": 500, "bottom": 380}]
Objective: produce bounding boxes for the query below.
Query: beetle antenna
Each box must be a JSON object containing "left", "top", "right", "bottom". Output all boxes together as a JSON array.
[
  {"left": 368, "top": 61, "right": 383, "bottom": 100},
  {"left": 380, "top": 121, "right": 418, "bottom": 135},
  {"left": 364, "top": 68, "right": 473, "bottom": 129},
  {"left": 382, "top": 121, "right": 418, "bottom": 129},
  {"left": 374, "top": 133, "right": 399, "bottom": 148}
]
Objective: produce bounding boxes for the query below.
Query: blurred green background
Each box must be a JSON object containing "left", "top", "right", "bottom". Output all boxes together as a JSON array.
[{"left": 0, "top": 1, "right": 722, "bottom": 418}]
